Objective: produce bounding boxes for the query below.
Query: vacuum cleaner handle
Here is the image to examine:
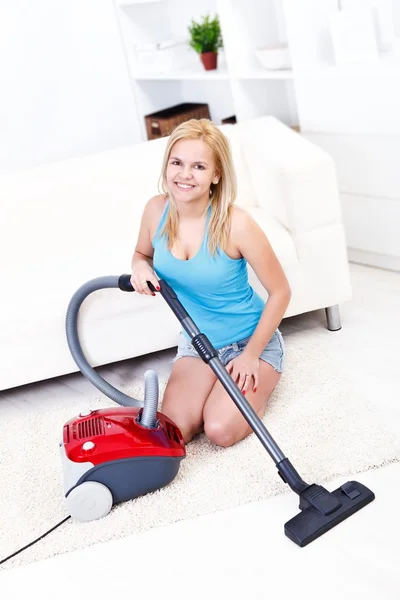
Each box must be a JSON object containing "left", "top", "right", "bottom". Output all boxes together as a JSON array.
[
  {"left": 118, "top": 274, "right": 294, "bottom": 469},
  {"left": 118, "top": 274, "right": 192, "bottom": 322}
]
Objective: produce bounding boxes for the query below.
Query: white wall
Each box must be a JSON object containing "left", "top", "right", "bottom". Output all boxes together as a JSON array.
[
  {"left": 303, "top": 132, "right": 400, "bottom": 269},
  {"left": 283, "top": 0, "right": 400, "bottom": 271},
  {"left": 0, "top": 0, "right": 142, "bottom": 172},
  {"left": 283, "top": 0, "right": 400, "bottom": 134}
]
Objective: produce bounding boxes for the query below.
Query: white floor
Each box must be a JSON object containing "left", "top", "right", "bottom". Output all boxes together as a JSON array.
[
  {"left": 1, "top": 464, "right": 399, "bottom": 599},
  {"left": 1, "top": 263, "right": 400, "bottom": 599}
]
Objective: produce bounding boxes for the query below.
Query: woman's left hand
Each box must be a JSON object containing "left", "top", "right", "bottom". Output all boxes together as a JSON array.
[{"left": 225, "top": 350, "right": 260, "bottom": 395}]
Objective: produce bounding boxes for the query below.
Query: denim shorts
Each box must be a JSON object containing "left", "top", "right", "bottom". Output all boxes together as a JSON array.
[{"left": 173, "top": 329, "right": 285, "bottom": 373}]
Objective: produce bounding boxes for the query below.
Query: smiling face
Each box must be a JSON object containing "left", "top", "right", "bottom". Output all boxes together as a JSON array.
[{"left": 166, "top": 139, "right": 220, "bottom": 205}]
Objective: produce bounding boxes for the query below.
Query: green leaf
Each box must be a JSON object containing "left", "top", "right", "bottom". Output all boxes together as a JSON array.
[{"left": 188, "top": 13, "right": 223, "bottom": 54}]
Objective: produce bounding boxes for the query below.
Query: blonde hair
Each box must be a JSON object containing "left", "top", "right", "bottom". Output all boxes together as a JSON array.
[{"left": 157, "top": 118, "right": 237, "bottom": 257}]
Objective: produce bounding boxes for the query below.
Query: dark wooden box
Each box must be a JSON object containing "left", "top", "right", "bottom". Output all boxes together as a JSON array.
[
  {"left": 144, "top": 103, "right": 211, "bottom": 140},
  {"left": 221, "top": 115, "right": 237, "bottom": 124}
]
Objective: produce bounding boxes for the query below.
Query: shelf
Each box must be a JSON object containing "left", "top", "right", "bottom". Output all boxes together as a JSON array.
[
  {"left": 134, "top": 64, "right": 231, "bottom": 81},
  {"left": 235, "top": 68, "right": 294, "bottom": 80},
  {"left": 134, "top": 65, "right": 294, "bottom": 82}
]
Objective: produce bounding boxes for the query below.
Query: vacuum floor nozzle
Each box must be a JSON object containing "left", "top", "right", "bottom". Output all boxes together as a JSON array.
[{"left": 284, "top": 480, "right": 375, "bottom": 547}]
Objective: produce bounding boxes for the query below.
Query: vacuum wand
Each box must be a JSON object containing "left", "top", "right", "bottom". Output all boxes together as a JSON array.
[{"left": 153, "top": 280, "right": 286, "bottom": 462}]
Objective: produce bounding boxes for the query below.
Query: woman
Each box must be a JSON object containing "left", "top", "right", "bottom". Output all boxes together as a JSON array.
[{"left": 131, "top": 119, "right": 291, "bottom": 448}]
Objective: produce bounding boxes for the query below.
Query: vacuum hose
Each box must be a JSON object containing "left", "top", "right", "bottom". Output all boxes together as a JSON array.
[
  {"left": 140, "top": 369, "right": 159, "bottom": 428},
  {"left": 65, "top": 275, "right": 158, "bottom": 427}
]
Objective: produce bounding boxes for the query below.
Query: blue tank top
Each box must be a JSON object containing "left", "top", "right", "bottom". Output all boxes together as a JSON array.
[{"left": 152, "top": 200, "right": 265, "bottom": 349}]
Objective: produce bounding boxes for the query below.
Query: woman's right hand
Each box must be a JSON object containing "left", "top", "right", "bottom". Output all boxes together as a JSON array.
[{"left": 130, "top": 265, "right": 160, "bottom": 296}]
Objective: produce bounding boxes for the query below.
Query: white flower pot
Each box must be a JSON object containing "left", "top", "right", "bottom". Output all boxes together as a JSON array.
[{"left": 254, "top": 44, "right": 291, "bottom": 70}]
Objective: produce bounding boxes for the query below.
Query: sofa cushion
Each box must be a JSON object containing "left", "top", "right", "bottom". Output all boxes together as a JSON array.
[
  {"left": 218, "top": 124, "right": 257, "bottom": 208},
  {"left": 245, "top": 207, "right": 298, "bottom": 271},
  {"left": 237, "top": 116, "right": 342, "bottom": 232}
]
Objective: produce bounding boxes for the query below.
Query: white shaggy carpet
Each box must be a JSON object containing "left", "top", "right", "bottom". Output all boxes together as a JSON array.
[{"left": 1, "top": 320, "right": 399, "bottom": 571}]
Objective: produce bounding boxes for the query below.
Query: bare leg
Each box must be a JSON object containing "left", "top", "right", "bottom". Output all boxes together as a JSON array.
[
  {"left": 161, "top": 357, "right": 217, "bottom": 444},
  {"left": 203, "top": 361, "right": 281, "bottom": 448},
  {"left": 325, "top": 305, "right": 342, "bottom": 331}
]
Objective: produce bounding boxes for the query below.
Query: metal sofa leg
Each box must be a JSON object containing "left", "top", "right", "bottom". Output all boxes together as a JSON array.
[{"left": 325, "top": 305, "right": 342, "bottom": 331}]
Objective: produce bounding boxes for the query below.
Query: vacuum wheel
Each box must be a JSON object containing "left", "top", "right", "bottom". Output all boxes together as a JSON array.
[{"left": 66, "top": 481, "right": 113, "bottom": 522}]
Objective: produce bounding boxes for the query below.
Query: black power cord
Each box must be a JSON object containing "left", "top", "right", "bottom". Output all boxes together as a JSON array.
[{"left": 0, "top": 515, "right": 71, "bottom": 566}]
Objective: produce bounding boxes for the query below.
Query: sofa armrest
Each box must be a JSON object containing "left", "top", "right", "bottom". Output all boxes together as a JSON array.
[{"left": 237, "top": 116, "right": 343, "bottom": 233}]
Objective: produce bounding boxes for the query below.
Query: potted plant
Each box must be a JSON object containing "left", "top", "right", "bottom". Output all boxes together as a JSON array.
[{"left": 188, "top": 14, "right": 223, "bottom": 71}]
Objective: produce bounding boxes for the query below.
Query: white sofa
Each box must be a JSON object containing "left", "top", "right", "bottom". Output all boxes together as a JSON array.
[{"left": 0, "top": 116, "right": 352, "bottom": 391}]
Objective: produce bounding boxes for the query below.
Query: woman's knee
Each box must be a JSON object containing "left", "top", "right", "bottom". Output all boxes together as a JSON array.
[
  {"left": 160, "top": 357, "right": 215, "bottom": 444},
  {"left": 203, "top": 394, "right": 269, "bottom": 448},
  {"left": 203, "top": 418, "right": 242, "bottom": 448}
]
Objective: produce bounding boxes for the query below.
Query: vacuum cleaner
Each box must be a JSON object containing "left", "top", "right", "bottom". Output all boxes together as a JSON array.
[{"left": 60, "top": 274, "right": 375, "bottom": 547}]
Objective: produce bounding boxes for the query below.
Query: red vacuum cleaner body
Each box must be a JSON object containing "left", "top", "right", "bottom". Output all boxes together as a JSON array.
[
  {"left": 59, "top": 406, "right": 185, "bottom": 522},
  {"left": 63, "top": 407, "right": 185, "bottom": 463}
]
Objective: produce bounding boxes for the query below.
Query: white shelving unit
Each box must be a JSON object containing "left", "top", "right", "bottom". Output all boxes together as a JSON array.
[{"left": 113, "top": 0, "right": 299, "bottom": 141}]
